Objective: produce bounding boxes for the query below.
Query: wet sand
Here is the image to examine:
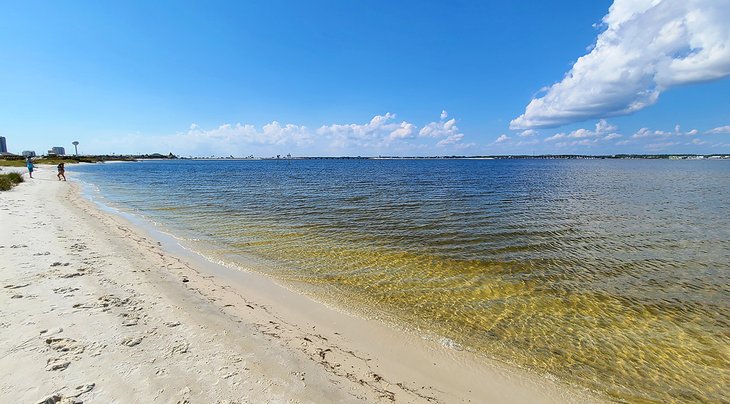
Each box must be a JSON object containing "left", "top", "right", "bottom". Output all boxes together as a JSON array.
[{"left": 0, "top": 165, "right": 601, "bottom": 403}]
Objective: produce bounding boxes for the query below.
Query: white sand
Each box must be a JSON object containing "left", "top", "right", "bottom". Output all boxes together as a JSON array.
[{"left": 0, "top": 165, "right": 603, "bottom": 403}]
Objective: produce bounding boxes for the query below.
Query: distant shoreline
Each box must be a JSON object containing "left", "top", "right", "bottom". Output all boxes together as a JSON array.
[
  {"left": 4, "top": 153, "right": 730, "bottom": 165},
  {"left": 142, "top": 153, "right": 730, "bottom": 160}
]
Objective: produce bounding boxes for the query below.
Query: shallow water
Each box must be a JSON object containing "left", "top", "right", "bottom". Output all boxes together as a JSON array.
[{"left": 71, "top": 159, "right": 730, "bottom": 402}]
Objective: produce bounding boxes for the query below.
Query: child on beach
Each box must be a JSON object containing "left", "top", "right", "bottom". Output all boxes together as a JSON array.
[
  {"left": 26, "top": 158, "right": 34, "bottom": 179},
  {"left": 57, "top": 163, "right": 66, "bottom": 181}
]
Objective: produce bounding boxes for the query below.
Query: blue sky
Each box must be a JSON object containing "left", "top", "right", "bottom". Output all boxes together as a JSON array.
[{"left": 1, "top": 0, "right": 729, "bottom": 157}]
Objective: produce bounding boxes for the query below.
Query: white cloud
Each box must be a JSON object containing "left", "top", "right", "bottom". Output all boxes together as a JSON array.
[
  {"left": 94, "top": 121, "right": 316, "bottom": 157},
  {"left": 419, "top": 113, "right": 460, "bottom": 138},
  {"left": 262, "top": 121, "right": 312, "bottom": 145},
  {"left": 90, "top": 111, "right": 477, "bottom": 156},
  {"left": 519, "top": 129, "right": 538, "bottom": 137},
  {"left": 596, "top": 119, "right": 618, "bottom": 133},
  {"left": 545, "top": 119, "right": 620, "bottom": 142},
  {"left": 417, "top": 111, "right": 472, "bottom": 149},
  {"left": 186, "top": 121, "right": 312, "bottom": 147},
  {"left": 706, "top": 125, "right": 730, "bottom": 134},
  {"left": 632, "top": 127, "right": 666, "bottom": 139},
  {"left": 437, "top": 134, "right": 465, "bottom": 146},
  {"left": 510, "top": 0, "right": 730, "bottom": 129},
  {"left": 317, "top": 113, "right": 419, "bottom": 149},
  {"left": 631, "top": 124, "right": 700, "bottom": 139},
  {"left": 495, "top": 134, "right": 511, "bottom": 143},
  {"left": 555, "top": 139, "right": 599, "bottom": 148},
  {"left": 388, "top": 122, "right": 416, "bottom": 140}
]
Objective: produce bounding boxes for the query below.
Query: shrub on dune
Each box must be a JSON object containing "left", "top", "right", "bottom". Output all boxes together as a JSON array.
[
  {"left": 0, "top": 175, "right": 12, "bottom": 191},
  {"left": 7, "top": 172, "right": 24, "bottom": 184}
]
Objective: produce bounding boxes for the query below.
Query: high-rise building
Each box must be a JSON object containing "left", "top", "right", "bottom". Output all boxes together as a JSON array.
[
  {"left": 49, "top": 146, "right": 66, "bottom": 156},
  {"left": 0, "top": 136, "right": 7, "bottom": 153}
]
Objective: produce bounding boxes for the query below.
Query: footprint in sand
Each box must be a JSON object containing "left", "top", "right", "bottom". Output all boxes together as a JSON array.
[
  {"left": 37, "top": 383, "right": 95, "bottom": 404},
  {"left": 121, "top": 336, "right": 144, "bottom": 347},
  {"left": 40, "top": 327, "right": 64, "bottom": 336},
  {"left": 167, "top": 340, "right": 190, "bottom": 357},
  {"left": 70, "top": 243, "right": 87, "bottom": 252},
  {"left": 50, "top": 262, "right": 70, "bottom": 267},
  {"left": 59, "top": 268, "right": 90, "bottom": 278},
  {"left": 45, "top": 357, "right": 71, "bottom": 372},
  {"left": 45, "top": 337, "right": 86, "bottom": 355},
  {"left": 4, "top": 283, "right": 30, "bottom": 289},
  {"left": 120, "top": 315, "right": 140, "bottom": 327},
  {"left": 97, "top": 294, "right": 131, "bottom": 309},
  {"left": 58, "top": 272, "right": 83, "bottom": 279},
  {"left": 72, "top": 302, "right": 95, "bottom": 309},
  {"left": 53, "top": 287, "right": 80, "bottom": 297}
]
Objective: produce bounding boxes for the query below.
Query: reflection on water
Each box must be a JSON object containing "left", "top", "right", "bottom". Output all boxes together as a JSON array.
[{"left": 71, "top": 159, "right": 730, "bottom": 402}]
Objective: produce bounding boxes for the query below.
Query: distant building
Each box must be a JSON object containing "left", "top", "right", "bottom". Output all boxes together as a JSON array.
[
  {"left": 48, "top": 146, "right": 66, "bottom": 156},
  {"left": 22, "top": 151, "right": 37, "bottom": 158},
  {"left": 0, "top": 136, "right": 6, "bottom": 153}
]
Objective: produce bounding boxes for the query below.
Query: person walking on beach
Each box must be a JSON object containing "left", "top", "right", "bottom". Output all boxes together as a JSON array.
[
  {"left": 57, "top": 163, "right": 66, "bottom": 181},
  {"left": 26, "top": 157, "right": 34, "bottom": 179}
]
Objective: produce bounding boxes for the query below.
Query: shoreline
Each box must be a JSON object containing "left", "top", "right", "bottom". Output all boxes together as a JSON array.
[{"left": 1, "top": 167, "right": 602, "bottom": 402}]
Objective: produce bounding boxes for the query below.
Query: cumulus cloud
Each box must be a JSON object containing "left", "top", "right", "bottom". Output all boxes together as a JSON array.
[
  {"left": 510, "top": 0, "right": 730, "bottom": 130},
  {"left": 631, "top": 127, "right": 668, "bottom": 139},
  {"left": 495, "top": 134, "right": 511, "bottom": 143},
  {"left": 93, "top": 111, "right": 477, "bottom": 156},
  {"left": 706, "top": 125, "right": 730, "bottom": 134},
  {"left": 416, "top": 110, "right": 474, "bottom": 149},
  {"left": 519, "top": 129, "right": 538, "bottom": 137},
  {"left": 317, "top": 111, "right": 472, "bottom": 151},
  {"left": 185, "top": 121, "right": 312, "bottom": 147},
  {"left": 630, "top": 124, "right": 699, "bottom": 139},
  {"left": 419, "top": 111, "right": 461, "bottom": 139},
  {"left": 545, "top": 119, "right": 621, "bottom": 142},
  {"left": 437, "top": 134, "right": 465, "bottom": 146},
  {"left": 317, "top": 112, "right": 420, "bottom": 150},
  {"left": 388, "top": 122, "right": 417, "bottom": 140}
]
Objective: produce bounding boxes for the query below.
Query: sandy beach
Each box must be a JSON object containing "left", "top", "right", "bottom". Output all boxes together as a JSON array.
[{"left": 0, "top": 165, "right": 601, "bottom": 403}]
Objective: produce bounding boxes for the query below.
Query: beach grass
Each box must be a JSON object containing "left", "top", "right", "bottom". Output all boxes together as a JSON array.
[
  {"left": 1, "top": 158, "right": 80, "bottom": 166},
  {"left": 0, "top": 172, "right": 24, "bottom": 191},
  {"left": 6, "top": 172, "right": 23, "bottom": 183},
  {"left": 0, "top": 176, "right": 11, "bottom": 190},
  {"left": 1, "top": 175, "right": 15, "bottom": 190},
  {"left": 0, "top": 159, "right": 26, "bottom": 167}
]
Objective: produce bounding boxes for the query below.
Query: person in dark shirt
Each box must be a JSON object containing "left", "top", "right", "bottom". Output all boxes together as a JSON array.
[{"left": 57, "top": 163, "right": 66, "bottom": 181}]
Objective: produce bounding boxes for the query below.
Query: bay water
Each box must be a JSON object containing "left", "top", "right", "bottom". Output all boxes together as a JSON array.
[{"left": 70, "top": 159, "right": 730, "bottom": 402}]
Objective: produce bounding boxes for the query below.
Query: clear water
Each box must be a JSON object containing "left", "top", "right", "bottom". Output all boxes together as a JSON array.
[{"left": 70, "top": 159, "right": 730, "bottom": 402}]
